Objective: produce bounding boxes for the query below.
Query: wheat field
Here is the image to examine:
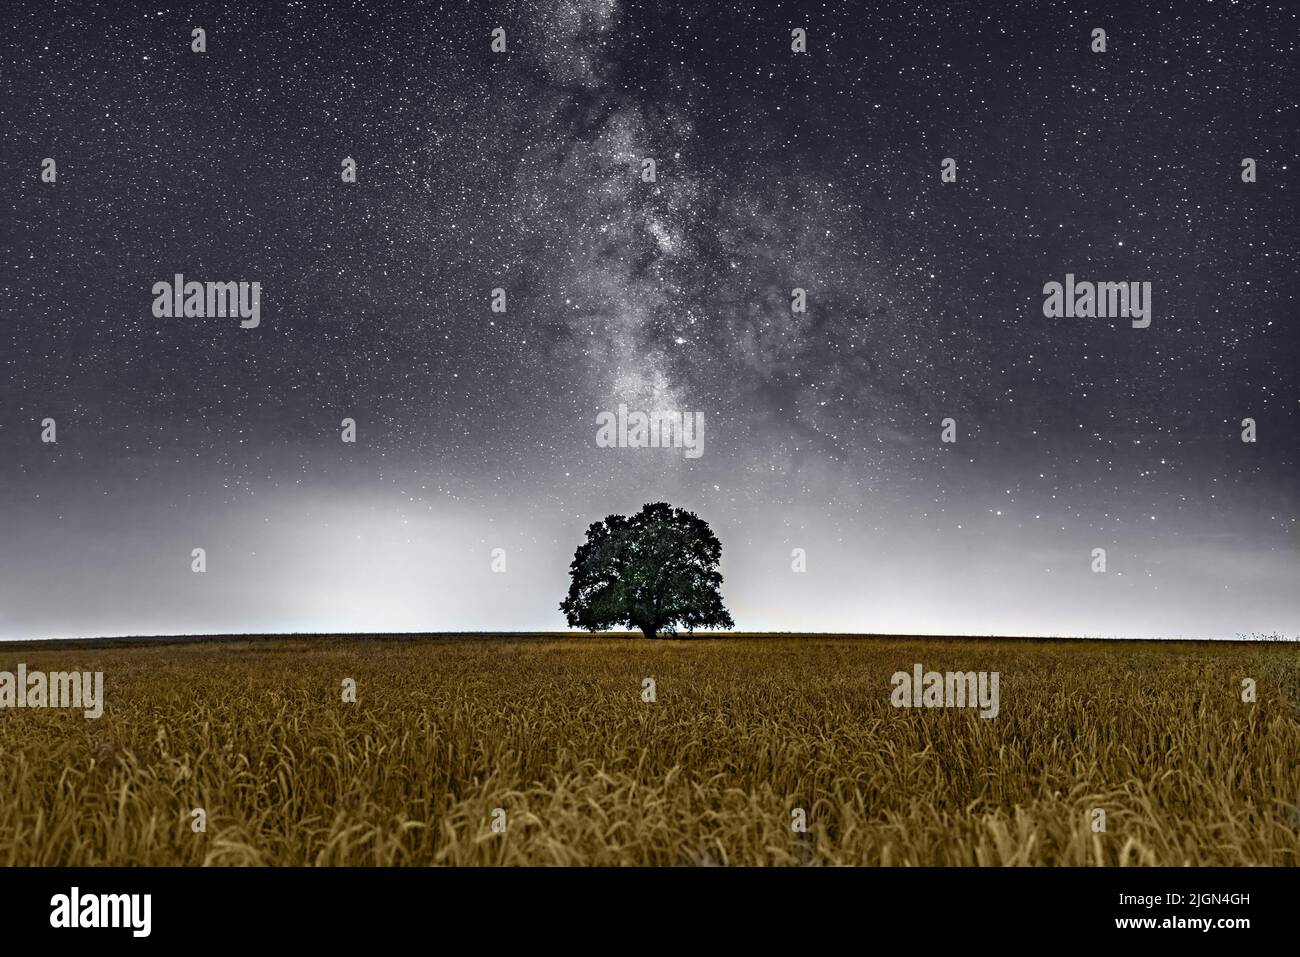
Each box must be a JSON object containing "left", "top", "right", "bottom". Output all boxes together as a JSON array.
[{"left": 0, "top": 635, "right": 1295, "bottom": 866}]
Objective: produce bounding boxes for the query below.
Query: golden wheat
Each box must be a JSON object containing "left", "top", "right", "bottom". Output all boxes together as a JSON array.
[{"left": 0, "top": 636, "right": 1295, "bottom": 866}]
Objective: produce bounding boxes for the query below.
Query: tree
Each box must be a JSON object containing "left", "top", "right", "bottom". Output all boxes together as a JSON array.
[{"left": 560, "top": 503, "right": 735, "bottom": 639}]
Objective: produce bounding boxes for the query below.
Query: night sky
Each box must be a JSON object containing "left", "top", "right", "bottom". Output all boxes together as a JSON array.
[{"left": 1, "top": 0, "right": 1296, "bottom": 640}]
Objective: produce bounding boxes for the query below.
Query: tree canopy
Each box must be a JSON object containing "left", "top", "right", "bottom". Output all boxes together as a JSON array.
[{"left": 560, "top": 502, "right": 735, "bottom": 639}]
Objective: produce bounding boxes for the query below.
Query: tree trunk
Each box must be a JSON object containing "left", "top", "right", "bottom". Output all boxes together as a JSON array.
[{"left": 639, "top": 624, "right": 658, "bottom": 639}]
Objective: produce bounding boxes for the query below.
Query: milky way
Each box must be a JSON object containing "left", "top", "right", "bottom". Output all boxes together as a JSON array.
[{"left": 1, "top": 0, "right": 1296, "bottom": 639}]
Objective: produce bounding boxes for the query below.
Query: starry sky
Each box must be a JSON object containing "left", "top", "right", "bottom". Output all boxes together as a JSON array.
[{"left": 1, "top": 0, "right": 1296, "bottom": 641}]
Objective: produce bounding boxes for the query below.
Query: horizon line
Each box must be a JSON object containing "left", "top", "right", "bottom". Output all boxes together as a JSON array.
[{"left": 0, "top": 629, "right": 1293, "bottom": 650}]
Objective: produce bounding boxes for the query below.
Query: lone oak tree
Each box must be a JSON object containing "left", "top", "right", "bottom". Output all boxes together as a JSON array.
[{"left": 560, "top": 502, "right": 735, "bottom": 639}]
